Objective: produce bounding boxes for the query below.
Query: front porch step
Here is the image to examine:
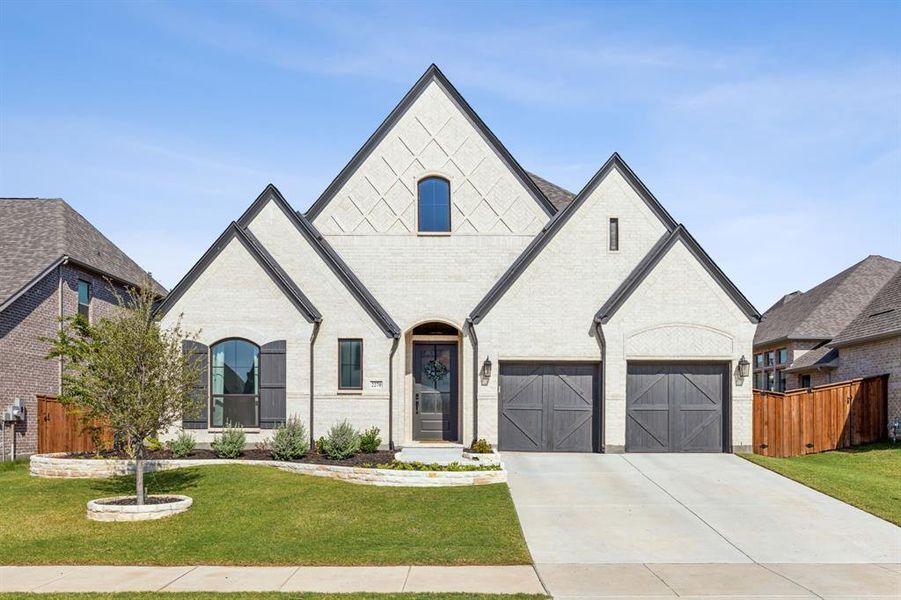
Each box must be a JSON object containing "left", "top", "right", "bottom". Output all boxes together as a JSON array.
[{"left": 395, "top": 445, "right": 469, "bottom": 466}]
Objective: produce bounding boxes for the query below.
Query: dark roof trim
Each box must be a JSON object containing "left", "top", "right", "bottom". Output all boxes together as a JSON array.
[
  {"left": 304, "top": 64, "right": 556, "bottom": 221},
  {"left": 470, "top": 153, "right": 678, "bottom": 323},
  {"left": 595, "top": 225, "right": 761, "bottom": 324},
  {"left": 829, "top": 328, "right": 901, "bottom": 348},
  {"left": 238, "top": 185, "right": 401, "bottom": 338},
  {"left": 157, "top": 221, "right": 321, "bottom": 323},
  {"left": 0, "top": 256, "right": 65, "bottom": 313}
]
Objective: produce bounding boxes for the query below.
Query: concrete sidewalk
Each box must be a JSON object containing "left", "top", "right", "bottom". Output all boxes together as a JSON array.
[{"left": 0, "top": 565, "right": 545, "bottom": 594}]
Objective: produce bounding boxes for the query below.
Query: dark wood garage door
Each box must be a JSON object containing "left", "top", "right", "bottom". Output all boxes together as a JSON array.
[
  {"left": 626, "top": 363, "right": 728, "bottom": 452},
  {"left": 499, "top": 363, "right": 598, "bottom": 452}
]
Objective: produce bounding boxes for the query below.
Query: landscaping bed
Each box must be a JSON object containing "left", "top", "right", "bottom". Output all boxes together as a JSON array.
[
  {"left": 740, "top": 441, "right": 901, "bottom": 526},
  {"left": 1, "top": 461, "right": 531, "bottom": 566},
  {"left": 66, "top": 448, "right": 397, "bottom": 468}
]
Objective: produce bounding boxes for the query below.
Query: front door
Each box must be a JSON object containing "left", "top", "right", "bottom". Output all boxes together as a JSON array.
[{"left": 413, "top": 343, "right": 458, "bottom": 441}]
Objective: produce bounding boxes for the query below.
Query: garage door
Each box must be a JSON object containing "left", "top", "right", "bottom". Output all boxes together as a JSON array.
[
  {"left": 626, "top": 363, "right": 728, "bottom": 452},
  {"left": 499, "top": 363, "right": 598, "bottom": 452}
]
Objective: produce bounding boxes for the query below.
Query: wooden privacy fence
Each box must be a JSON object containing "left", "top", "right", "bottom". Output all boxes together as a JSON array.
[
  {"left": 37, "top": 396, "right": 113, "bottom": 454},
  {"left": 753, "top": 375, "right": 888, "bottom": 457}
]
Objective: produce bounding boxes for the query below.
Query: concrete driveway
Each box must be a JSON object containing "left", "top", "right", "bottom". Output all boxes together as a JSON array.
[{"left": 504, "top": 452, "right": 901, "bottom": 598}]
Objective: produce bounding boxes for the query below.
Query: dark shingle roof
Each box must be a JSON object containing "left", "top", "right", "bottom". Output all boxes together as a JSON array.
[
  {"left": 526, "top": 172, "right": 575, "bottom": 211},
  {"left": 0, "top": 199, "right": 165, "bottom": 310},
  {"left": 831, "top": 269, "right": 901, "bottom": 346},
  {"left": 784, "top": 346, "right": 838, "bottom": 373},
  {"left": 753, "top": 255, "right": 900, "bottom": 347}
]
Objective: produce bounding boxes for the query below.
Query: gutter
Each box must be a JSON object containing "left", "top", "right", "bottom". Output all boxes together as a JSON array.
[
  {"left": 466, "top": 318, "right": 479, "bottom": 444},
  {"left": 593, "top": 318, "right": 606, "bottom": 453},
  {"left": 309, "top": 321, "right": 321, "bottom": 447},
  {"left": 388, "top": 336, "right": 399, "bottom": 450}
]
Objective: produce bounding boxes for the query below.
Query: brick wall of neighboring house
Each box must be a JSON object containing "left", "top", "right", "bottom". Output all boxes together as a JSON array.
[
  {"left": 0, "top": 264, "right": 128, "bottom": 458},
  {"left": 834, "top": 336, "right": 901, "bottom": 420},
  {"left": 0, "top": 269, "right": 61, "bottom": 459}
]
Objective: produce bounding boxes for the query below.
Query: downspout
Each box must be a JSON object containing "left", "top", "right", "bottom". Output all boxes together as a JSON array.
[
  {"left": 309, "top": 321, "right": 321, "bottom": 448},
  {"left": 387, "top": 336, "right": 399, "bottom": 450},
  {"left": 466, "top": 318, "right": 479, "bottom": 444},
  {"left": 593, "top": 318, "right": 606, "bottom": 453}
]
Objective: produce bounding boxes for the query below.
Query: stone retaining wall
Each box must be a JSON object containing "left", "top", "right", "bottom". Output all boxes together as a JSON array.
[
  {"left": 29, "top": 454, "right": 506, "bottom": 487},
  {"left": 87, "top": 495, "right": 193, "bottom": 522}
]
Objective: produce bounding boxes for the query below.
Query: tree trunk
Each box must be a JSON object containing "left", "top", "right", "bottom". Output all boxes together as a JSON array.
[{"left": 135, "top": 443, "right": 145, "bottom": 506}]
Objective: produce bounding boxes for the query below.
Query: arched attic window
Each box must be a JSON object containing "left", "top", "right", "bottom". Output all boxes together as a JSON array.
[
  {"left": 418, "top": 176, "right": 451, "bottom": 232},
  {"left": 210, "top": 338, "right": 259, "bottom": 428}
]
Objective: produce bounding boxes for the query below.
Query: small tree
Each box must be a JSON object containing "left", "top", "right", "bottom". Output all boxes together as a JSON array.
[{"left": 47, "top": 277, "right": 200, "bottom": 504}]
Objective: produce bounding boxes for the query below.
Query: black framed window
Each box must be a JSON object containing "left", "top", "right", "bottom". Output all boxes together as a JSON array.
[
  {"left": 777, "top": 348, "right": 788, "bottom": 364},
  {"left": 609, "top": 218, "right": 619, "bottom": 251},
  {"left": 210, "top": 339, "right": 259, "bottom": 427},
  {"left": 77, "top": 279, "right": 91, "bottom": 319},
  {"left": 800, "top": 374, "right": 811, "bottom": 388},
  {"left": 417, "top": 177, "right": 451, "bottom": 232},
  {"left": 339, "top": 339, "right": 363, "bottom": 390},
  {"left": 755, "top": 353, "right": 763, "bottom": 368}
]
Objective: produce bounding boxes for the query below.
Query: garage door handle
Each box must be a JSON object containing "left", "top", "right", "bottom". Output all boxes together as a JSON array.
[{"left": 414, "top": 393, "right": 420, "bottom": 414}]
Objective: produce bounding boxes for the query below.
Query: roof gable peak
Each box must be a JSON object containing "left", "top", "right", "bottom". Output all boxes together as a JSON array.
[{"left": 304, "top": 63, "right": 555, "bottom": 221}]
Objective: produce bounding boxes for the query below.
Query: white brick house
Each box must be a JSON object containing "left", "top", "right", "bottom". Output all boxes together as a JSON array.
[{"left": 160, "top": 65, "right": 760, "bottom": 453}]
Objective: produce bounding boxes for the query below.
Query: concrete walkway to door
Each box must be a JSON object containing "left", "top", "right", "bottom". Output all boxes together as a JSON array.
[{"left": 503, "top": 452, "right": 901, "bottom": 598}]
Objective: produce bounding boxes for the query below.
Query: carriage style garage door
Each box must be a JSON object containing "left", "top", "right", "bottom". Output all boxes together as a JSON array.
[
  {"left": 498, "top": 362, "right": 598, "bottom": 452},
  {"left": 626, "top": 362, "right": 729, "bottom": 453}
]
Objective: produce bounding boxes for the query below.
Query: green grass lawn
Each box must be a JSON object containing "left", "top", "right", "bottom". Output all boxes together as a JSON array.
[
  {"left": 740, "top": 441, "right": 901, "bottom": 525},
  {"left": 0, "top": 461, "right": 530, "bottom": 566},
  {"left": 0, "top": 595, "right": 546, "bottom": 600}
]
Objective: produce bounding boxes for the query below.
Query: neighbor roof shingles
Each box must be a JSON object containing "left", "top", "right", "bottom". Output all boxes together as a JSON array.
[
  {"left": 831, "top": 269, "right": 901, "bottom": 346},
  {"left": 784, "top": 346, "right": 838, "bottom": 372},
  {"left": 0, "top": 198, "right": 165, "bottom": 309},
  {"left": 753, "top": 255, "right": 901, "bottom": 347},
  {"left": 527, "top": 172, "right": 575, "bottom": 211}
]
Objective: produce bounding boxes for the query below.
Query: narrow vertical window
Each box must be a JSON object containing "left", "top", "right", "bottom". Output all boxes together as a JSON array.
[
  {"left": 77, "top": 280, "right": 91, "bottom": 320},
  {"left": 418, "top": 177, "right": 451, "bottom": 232},
  {"left": 338, "top": 339, "right": 363, "bottom": 390},
  {"left": 609, "top": 218, "right": 619, "bottom": 251}
]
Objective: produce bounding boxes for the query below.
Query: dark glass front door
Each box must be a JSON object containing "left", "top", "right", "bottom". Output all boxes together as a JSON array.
[{"left": 413, "top": 343, "right": 458, "bottom": 441}]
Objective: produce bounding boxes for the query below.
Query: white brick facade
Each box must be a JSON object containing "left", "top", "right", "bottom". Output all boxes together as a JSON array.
[{"left": 161, "top": 66, "right": 757, "bottom": 452}]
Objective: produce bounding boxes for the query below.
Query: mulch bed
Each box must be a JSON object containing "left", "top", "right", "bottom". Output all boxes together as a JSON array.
[
  {"left": 95, "top": 496, "right": 184, "bottom": 506},
  {"left": 66, "top": 448, "right": 396, "bottom": 467}
]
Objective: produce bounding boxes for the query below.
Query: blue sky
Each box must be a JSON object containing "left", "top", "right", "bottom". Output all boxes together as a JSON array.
[{"left": 1, "top": 1, "right": 899, "bottom": 310}]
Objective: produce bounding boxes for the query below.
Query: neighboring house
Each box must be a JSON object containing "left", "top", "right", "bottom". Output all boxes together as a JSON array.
[
  {"left": 160, "top": 64, "right": 760, "bottom": 454},
  {"left": 753, "top": 255, "right": 900, "bottom": 392},
  {"left": 0, "top": 198, "right": 164, "bottom": 458}
]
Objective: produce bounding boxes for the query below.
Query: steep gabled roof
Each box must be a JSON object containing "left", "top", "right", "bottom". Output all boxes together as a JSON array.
[
  {"left": 0, "top": 198, "right": 165, "bottom": 312},
  {"left": 831, "top": 267, "right": 901, "bottom": 347},
  {"left": 595, "top": 225, "right": 760, "bottom": 324},
  {"left": 469, "top": 153, "right": 679, "bottom": 323},
  {"left": 238, "top": 185, "right": 401, "bottom": 338},
  {"left": 304, "top": 64, "right": 556, "bottom": 221},
  {"left": 157, "top": 221, "right": 321, "bottom": 323},
  {"left": 754, "top": 255, "right": 900, "bottom": 347}
]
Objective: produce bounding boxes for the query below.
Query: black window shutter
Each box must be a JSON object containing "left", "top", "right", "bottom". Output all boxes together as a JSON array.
[
  {"left": 260, "top": 340, "right": 287, "bottom": 429},
  {"left": 182, "top": 340, "right": 209, "bottom": 429}
]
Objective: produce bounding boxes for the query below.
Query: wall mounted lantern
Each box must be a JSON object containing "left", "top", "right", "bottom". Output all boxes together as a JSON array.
[
  {"left": 482, "top": 356, "right": 493, "bottom": 379},
  {"left": 738, "top": 355, "right": 751, "bottom": 379}
]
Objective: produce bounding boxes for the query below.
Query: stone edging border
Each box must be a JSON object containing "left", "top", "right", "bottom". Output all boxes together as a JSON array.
[
  {"left": 87, "top": 495, "right": 193, "bottom": 522},
  {"left": 30, "top": 454, "right": 506, "bottom": 487}
]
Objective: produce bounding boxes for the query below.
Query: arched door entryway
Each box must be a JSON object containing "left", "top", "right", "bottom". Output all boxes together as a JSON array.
[{"left": 409, "top": 321, "right": 461, "bottom": 442}]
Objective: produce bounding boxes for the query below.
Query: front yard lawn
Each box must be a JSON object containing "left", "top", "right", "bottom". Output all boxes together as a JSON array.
[
  {"left": 0, "top": 461, "right": 530, "bottom": 566},
  {"left": 740, "top": 441, "right": 901, "bottom": 525}
]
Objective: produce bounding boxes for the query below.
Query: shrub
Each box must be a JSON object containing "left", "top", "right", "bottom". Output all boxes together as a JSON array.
[
  {"left": 321, "top": 419, "right": 360, "bottom": 460},
  {"left": 271, "top": 417, "right": 309, "bottom": 461},
  {"left": 211, "top": 424, "right": 245, "bottom": 458},
  {"left": 315, "top": 436, "right": 326, "bottom": 455},
  {"left": 144, "top": 437, "right": 162, "bottom": 452},
  {"left": 359, "top": 427, "right": 381, "bottom": 453},
  {"left": 469, "top": 438, "right": 492, "bottom": 454},
  {"left": 166, "top": 430, "right": 196, "bottom": 458}
]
